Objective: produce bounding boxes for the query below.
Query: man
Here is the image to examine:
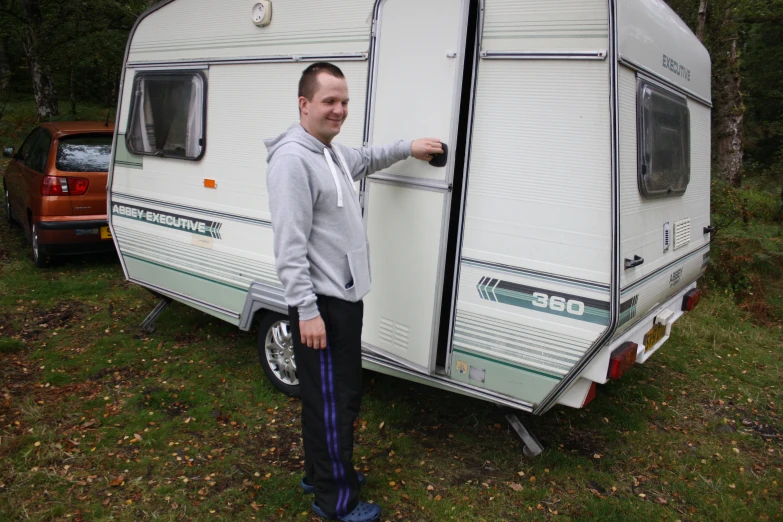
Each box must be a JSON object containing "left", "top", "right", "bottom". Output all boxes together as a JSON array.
[{"left": 264, "top": 62, "right": 442, "bottom": 521}]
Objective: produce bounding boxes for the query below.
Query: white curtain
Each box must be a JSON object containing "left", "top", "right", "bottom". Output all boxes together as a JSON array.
[
  {"left": 137, "top": 78, "right": 151, "bottom": 152},
  {"left": 185, "top": 76, "right": 204, "bottom": 157}
]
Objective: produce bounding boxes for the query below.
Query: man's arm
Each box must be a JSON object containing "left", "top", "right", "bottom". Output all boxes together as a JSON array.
[
  {"left": 267, "top": 154, "right": 319, "bottom": 321},
  {"left": 337, "top": 138, "right": 444, "bottom": 181}
]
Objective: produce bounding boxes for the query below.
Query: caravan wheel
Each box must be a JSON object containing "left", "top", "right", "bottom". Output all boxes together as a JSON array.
[{"left": 257, "top": 313, "right": 300, "bottom": 397}]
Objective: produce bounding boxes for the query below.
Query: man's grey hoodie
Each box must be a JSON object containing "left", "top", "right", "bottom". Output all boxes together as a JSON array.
[{"left": 264, "top": 123, "right": 411, "bottom": 320}]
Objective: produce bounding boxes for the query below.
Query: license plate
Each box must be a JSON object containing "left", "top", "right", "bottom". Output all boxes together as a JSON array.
[
  {"left": 644, "top": 323, "right": 667, "bottom": 352},
  {"left": 100, "top": 226, "right": 112, "bottom": 240}
]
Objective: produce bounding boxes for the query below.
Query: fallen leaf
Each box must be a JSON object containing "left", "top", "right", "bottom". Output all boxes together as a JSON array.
[
  {"left": 509, "top": 482, "right": 523, "bottom": 492},
  {"left": 109, "top": 476, "right": 125, "bottom": 487}
]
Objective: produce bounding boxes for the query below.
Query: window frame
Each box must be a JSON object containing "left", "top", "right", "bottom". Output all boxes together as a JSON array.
[
  {"left": 26, "top": 128, "right": 53, "bottom": 174},
  {"left": 636, "top": 77, "right": 691, "bottom": 199},
  {"left": 17, "top": 127, "right": 43, "bottom": 164},
  {"left": 125, "top": 70, "right": 208, "bottom": 161}
]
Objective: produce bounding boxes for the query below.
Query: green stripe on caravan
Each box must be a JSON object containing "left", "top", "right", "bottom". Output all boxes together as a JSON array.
[
  {"left": 112, "top": 203, "right": 223, "bottom": 239},
  {"left": 476, "top": 277, "right": 610, "bottom": 325}
]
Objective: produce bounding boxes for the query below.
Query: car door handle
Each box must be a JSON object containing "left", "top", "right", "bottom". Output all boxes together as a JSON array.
[
  {"left": 428, "top": 142, "right": 448, "bottom": 167},
  {"left": 624, "top": 255, "right": 644, "bottom": 269}
]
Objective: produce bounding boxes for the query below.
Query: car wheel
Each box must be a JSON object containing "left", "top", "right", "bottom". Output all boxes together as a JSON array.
[
  {"left": 4, "top": 188, "right": 13, "bottom": 225},
  {"left": 30, "top": 222, "right": 50, "bottom": 268},
  {"left": 257, "top": 312, "right": 300, "bottom": 397}
]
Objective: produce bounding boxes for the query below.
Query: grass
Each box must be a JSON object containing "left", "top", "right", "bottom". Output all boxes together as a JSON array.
[{"left": 1, "top": 191, "right": 781, "bottom": 521}]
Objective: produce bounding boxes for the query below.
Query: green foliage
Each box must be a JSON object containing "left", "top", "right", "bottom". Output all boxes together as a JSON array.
[
  {"left": 0, "top": 0, "right": 153, "bottom": 114},
  {"left": 707, "top": 179, "right": 783, "bottom": 321}
]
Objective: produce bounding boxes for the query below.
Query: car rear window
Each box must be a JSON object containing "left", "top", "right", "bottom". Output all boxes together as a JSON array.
[{"left": 56, "top": 135, "right": 113, "bottom": 172}]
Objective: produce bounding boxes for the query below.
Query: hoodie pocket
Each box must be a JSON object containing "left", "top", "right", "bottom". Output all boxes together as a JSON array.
[{"left": 346, "top": 243, "right": 371, "bottom": 299}]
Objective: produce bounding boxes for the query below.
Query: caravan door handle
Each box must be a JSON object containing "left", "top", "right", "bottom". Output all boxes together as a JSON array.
[
  {"left": 624, "top": 255, "right": 644, "bottom": 269},
  {"left": 428, "top": 142, "right": 448, "bottom": 167}
]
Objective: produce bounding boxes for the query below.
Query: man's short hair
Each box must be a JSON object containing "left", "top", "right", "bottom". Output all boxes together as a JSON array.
[{"left": 298, "top": 62, "right": 345, "bottom": 100}]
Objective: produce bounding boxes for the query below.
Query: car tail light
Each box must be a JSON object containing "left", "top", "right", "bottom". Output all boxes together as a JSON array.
[
  {"left": 607, "top": 342, "right": 638, "bottom": 380},
  {"left": 41, "top": 176, "right": 69, "bottom": 195},
  {"left": 582, "top": 382, "right": 597, "bottom": 407},
  {"left": 67, "top": 177, "right": 89, "bottom": 195},
  {"left": 41, "top": 176, "right": 89, "bottom": 196},
  {"left": 682, "top": 288, "right": 702, "bottom": 312}
]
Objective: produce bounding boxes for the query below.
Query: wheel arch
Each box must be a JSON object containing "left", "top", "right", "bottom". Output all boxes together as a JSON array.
[{"left": 239, "top": 281, "right": 288, "bottom": 331}]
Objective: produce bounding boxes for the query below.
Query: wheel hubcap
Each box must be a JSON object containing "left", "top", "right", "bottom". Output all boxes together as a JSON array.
[{"left": 265, "top": 320, "right": 298, "bottom": 386}]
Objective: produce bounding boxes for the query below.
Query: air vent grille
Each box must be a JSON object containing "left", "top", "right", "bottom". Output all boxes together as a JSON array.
[
  {"left": 379, "top": 317, "right": 410, "bottom": 352},
  {"left": 673, "top": 218, "right": 691, "bottom": 250}
]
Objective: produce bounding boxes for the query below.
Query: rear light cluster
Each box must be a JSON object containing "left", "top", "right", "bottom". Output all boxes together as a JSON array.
[
  {"left": 682, "top": 288, "right": 702, "bottom": 311},
  {"left": 41, "top": 176, "right": 89, "bottom": 196},
  {"left": 607, "top": 341, "right": 638, "bottom": 380}
]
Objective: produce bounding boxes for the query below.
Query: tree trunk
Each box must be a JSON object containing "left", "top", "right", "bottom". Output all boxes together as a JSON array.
[
  {"left": 697, "top": 0, "right": 708, "bottom": 41},
  {"left": 69, "top": 65, "right": 76, "bottom": 115},
  {"left": 0, "top": 38, "right": 11, "bottom": 94},
  {"left": 715, "top": 36, "right": 744, "bottom": 187},
  {"left": 20, "top": 0, "right": 58, "bottom": 119}
]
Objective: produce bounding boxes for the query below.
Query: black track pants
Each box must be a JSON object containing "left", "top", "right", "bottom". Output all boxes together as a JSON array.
[{"left": 289, "top": 296, "right": 363, "bottom": 518}]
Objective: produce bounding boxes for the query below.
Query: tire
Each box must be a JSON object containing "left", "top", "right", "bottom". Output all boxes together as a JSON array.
[
  {"left": 30, "top": 222, "right": 50, "bottom": 268},
  {"left": 257, "top": 312, "right": 300, "bottom": 397},
  {"left": 4, "top": 188, "right": 13, "bottom": 225}
]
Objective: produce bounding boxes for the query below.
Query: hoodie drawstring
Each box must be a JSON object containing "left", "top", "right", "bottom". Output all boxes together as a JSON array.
[
  {"left": 323, "top": 148, "right": 344, "bottom": 208},
  {"left": 324, "top": 147, "right": 357, "bottom": 209}
]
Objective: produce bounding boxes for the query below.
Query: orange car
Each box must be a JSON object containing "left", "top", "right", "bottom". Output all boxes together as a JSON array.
[{"left": 3, "top": 122, "right": 116, "bottom": 267}]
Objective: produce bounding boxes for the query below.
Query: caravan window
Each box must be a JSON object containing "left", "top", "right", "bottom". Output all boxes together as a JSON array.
[
  {"left": 637, "top": 79, "right": 690, "bottom": 198},
  {"left": 126, "top": 71, "right": 206, "bottom": 160}
]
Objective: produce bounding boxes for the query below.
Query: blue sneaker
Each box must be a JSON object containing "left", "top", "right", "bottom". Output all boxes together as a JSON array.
[
  {"left": 312, "top": 500, "right": 381, "bottom": 521},
  {"left": 301, "top": 472, "right": 366, "bottom": 494}
]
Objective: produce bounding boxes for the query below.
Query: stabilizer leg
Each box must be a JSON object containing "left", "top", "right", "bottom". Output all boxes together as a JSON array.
[
  {"left": 140, "top": 296, "right": 172, "bottom": 334},
  {"left": 506, "top": 413, "right": 544, "bottom": 458}
]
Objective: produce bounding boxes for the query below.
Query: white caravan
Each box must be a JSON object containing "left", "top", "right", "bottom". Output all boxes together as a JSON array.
[{"left": 108, "top": 0, "right": 711, "bottom": 454}]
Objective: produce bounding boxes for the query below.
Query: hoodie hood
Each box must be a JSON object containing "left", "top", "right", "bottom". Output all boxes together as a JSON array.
[
  {"left": 264, "top": 122, "right": 355, "bottom": 209},
  {"left": 264, "top": 122, "right": 327, "bottom": 161}
]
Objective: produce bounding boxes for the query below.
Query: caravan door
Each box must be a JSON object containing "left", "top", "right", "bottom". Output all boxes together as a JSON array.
[{"left": 361, "top": 0, "right": 472, "bottom": 373}]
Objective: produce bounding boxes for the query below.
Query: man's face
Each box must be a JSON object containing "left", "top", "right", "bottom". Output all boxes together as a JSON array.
[{"left": 299, "top": 73, "right": 349, "bottom": 145}]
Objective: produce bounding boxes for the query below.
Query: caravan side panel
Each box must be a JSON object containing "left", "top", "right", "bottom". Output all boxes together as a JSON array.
[
  {"left": 615, "top": 64, "right": 711, "bottom": 336},
  {"left": 451, "top": 0, "right": 611, "bottom": 404},
  {"left": 482, "top": 0, "right": 609, "bottom": 53}
]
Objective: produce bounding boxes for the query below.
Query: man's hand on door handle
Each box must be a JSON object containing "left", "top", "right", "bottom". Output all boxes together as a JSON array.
[{"left": 411, "top": 138, "right": 444, "bottom": 162}]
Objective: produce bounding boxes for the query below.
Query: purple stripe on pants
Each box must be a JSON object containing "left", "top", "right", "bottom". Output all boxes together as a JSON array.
[
  {"left": 326, "top": 345, "right": 350, "bottom": 514},
  {"left": 320, "top": 349, "right": 346, "bottom": 513}
]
